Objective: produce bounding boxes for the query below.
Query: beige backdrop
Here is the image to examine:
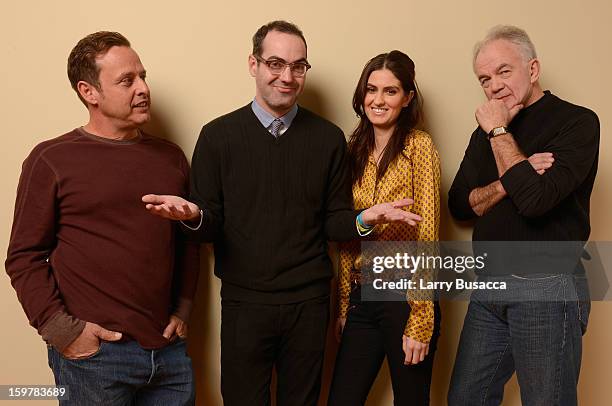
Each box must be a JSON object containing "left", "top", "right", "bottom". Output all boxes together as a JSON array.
[{"left": 1, "top": 0, "right": 610, "bottom": 405}]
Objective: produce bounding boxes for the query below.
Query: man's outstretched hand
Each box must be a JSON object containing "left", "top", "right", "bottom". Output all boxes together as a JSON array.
[
  {"left": 360, "top": 198, "right": 422, "bottom": 226},
  {"left": 142, "top": 194, "right": 200, "bottom": 221}
]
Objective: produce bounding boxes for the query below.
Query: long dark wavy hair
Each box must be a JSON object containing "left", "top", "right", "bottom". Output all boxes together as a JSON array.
[{"left": 348, "top": 50, "right": 423, "bottom": 186}]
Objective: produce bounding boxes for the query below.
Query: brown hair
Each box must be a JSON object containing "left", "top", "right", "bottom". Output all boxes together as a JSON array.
[
  {"left": 349, "top": 50, "right": 423, "bottom": 185},
  {"left": 252, "top": 20, "right": 307, "bottom": 57},
  {"left": 67, "top": 31, "right": 130, "bottom": 105}
]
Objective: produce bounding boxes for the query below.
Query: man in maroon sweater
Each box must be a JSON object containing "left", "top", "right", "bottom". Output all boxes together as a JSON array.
[{"left": 5, "top": 32, "right": 199, "bottom": 405}]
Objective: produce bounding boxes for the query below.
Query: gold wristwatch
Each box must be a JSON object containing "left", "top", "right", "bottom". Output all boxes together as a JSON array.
[{"left": 488, "top": 126, "right": 509, "bottom": 140}]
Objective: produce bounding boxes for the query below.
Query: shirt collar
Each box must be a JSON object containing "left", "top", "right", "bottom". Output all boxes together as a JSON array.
[{"left": 251, "top": 98, "right": 298, "bottom": 130}]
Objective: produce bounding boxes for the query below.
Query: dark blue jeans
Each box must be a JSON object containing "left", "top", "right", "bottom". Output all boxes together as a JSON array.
[
  {"left": 48, "top": 338, "right": 194, "bottom": 405},
  {"left": 448, "top": 273, "right": 590, "bottom": 406}
]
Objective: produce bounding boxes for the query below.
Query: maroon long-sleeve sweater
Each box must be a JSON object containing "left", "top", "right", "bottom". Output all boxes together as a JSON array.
[{"left": 5, "top": 128, "right": 200, "bottom": 351}]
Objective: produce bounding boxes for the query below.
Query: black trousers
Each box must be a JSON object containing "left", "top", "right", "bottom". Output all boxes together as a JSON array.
[
  {"left": 328, "top": 285, "right": 441, "bottom": 406},
  {"left": 220, "top": 295, "right": 330, "bottom": 406}
]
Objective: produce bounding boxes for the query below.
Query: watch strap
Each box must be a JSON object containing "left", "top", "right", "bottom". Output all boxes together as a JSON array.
[{"left": 488, "top": 126, "right": 509, "bottom": 140}]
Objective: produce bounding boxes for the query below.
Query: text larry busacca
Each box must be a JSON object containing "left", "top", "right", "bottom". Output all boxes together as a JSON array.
[{"left": 369, "top": 253, "right": 507, "bottom": 291}]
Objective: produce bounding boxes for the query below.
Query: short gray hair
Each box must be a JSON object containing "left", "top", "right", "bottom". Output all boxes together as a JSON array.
[{"left": 473, "top": 25, "right": 537, "bottom": 67}]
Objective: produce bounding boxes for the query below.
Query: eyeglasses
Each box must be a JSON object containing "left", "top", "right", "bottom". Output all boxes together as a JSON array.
[{"left": 254, "top": 56, "right": 311, "bottom": 77}]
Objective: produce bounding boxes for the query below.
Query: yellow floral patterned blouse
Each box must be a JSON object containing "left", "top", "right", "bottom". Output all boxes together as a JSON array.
[{"left": 338, "top": 129, "right": 440, "bottom": 343}]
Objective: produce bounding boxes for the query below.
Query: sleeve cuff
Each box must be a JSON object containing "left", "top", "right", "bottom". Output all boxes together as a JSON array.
[
  {"left": 38, "top": 311, "right": 86, "bottom": 352},
  {"left": 404, "top": 301, "right": 434, "bottom": 344},
  {"left": 450, "top": 189, "right": 478, "bottom": 220},
  {"left": 499, "top": 159, "right": 534, "bottom": 197},
  {"left": 172, "top": 297, "right": 194, "bottom": 323},
  {"left": 180, "top": 210, "right": 204, "bottom": 231},
  {"left": 356, "top": 213, "right": 375, "bottom": 237}
]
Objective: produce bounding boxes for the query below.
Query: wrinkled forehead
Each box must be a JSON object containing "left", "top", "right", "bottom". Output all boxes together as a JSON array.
[
  {"left": 474, "top": 39, "right": 525, "bottom": 72},
  {"left": 260, "top": 31, "right": 307, "bottom": 61}
]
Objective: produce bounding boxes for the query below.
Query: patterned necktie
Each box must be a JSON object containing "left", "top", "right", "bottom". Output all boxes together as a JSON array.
[{"left": 270, "top": 118, "right": 283, "bottom": 138}]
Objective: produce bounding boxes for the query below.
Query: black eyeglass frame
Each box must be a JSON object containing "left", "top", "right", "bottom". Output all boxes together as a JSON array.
[{"left": 254, "top": 55, "right": 312, "bottom": 77}]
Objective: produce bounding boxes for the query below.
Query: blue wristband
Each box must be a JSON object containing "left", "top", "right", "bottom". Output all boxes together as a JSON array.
[{"left": 357, "top": 212, "right": 373, "bottom": 229}]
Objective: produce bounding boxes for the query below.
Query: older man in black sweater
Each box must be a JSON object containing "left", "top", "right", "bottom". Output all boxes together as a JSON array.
[
  {"left": 143, "top": 21, "right": 422, "bottom": 406},
  {"left": 447, "top": 26, "right": 599, "bottom": 406}
]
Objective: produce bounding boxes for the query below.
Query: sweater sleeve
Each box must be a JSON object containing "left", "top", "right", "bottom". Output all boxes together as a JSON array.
[
  {"left": 448, "top": 129, "right": 481, "bottom": 221},
  {"left": 185, "top": 125, "right": 225, "bottom": 242},
  {"left": 404, "top": 136, "right": 440, "bottom": 343},
  {"left": 500, "top": 112, "right": 600, "bottom": 217},
  {"left": 171, "top": 155, "right": 201, "bottom": 322},
  {"left": 5, "top": 152, "right": 85, "bottom": 351},
  {"left": 171, "top": 231, "right": 200, "bottom": 322},
  {"left": 324, "top": 129, "right": 361, "bottom": 241}
]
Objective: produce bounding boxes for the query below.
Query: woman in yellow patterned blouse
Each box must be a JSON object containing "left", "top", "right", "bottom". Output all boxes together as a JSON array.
[{"left": 328, "top": 50, "right": 441, "bottom": 405}]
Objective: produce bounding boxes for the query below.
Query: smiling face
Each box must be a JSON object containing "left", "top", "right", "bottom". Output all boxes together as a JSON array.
[
  {"left": 363, "top": 68, "right": 413, "bottom": 131},
  {"left": 474, "top": 39, "right": 542, "bottom": 109},
  {"left": 83, "top": 46, "right": 150, "bottom": 132},
  {"left": 248, "top": 30, "right": 307, "bottom": 117}
]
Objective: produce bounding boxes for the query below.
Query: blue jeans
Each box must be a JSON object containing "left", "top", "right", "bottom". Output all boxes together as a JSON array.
[
  {"left": 448, "top": 273, "right": 590, "bottom": 406},
  {"left": 48, "top": 338, "right": 194, "bottom": 405}
]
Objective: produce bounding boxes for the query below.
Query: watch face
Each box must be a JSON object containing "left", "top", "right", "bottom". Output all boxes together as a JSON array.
[
  {"left": 488, "top": 127, "right": 508, "bottom": 140},
  {"left": 493, "top": 127, "right": 508, "bottom": 137}
]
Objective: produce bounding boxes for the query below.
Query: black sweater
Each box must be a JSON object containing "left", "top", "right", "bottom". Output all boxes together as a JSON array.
[
  {"left": 449, "top": 91, "right": 599, "bottom": 243},
  {"left": 189, "top": 104, "right": 360, "bottom": 303}
]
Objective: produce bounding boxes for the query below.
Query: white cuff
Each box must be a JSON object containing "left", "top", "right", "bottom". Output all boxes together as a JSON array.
[
  {"left": 356, "top": 216, "right": 375, "bottom": 237},
  {"left": 180, "top": 209, "right": 203, "bottom": 231}
]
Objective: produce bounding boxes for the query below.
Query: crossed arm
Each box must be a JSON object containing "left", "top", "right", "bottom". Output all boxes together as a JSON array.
[
  {"left": 469, "top": 152, "right": 554, "bottom": 216},
  {"left": 465, "top": 99, "right": 555, "bottom": 216},
  {"left": 455, "top": 97, "right": 598, "bottom": 219}
]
